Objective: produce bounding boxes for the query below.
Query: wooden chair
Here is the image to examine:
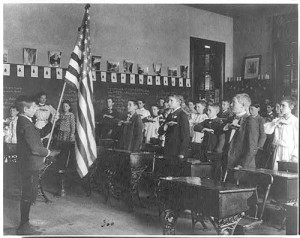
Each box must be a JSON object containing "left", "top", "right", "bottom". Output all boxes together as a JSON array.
[{"left": 227, "top": 169, "right": 273, "bottom": 235}]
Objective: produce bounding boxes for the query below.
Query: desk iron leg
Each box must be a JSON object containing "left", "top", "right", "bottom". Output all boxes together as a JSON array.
[
  {"left": 163, "top": 209, "right": 177, "bottom": 235},
  {"left": 208, "top": 213, "right": 243, "bottom": 235},
  {"left": 191, "top": 210, "right": 208, "bottom": 232}
]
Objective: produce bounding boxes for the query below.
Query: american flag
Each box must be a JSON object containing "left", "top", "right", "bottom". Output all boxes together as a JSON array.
[{"left": 65, "top": 5, "right": 97, "bottom": 178}]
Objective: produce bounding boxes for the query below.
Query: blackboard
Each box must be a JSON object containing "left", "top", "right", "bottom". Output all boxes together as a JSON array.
[{"left": 3, "top": 64, "right": 192, "bottom": 119}]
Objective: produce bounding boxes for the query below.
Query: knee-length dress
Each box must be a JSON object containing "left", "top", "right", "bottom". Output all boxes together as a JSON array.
[
  {"left": 56, "top": 112, "right": 76, "bottom": 142},
  {"left": 264, "top": 114, "right": 298, "bottom": 170}
]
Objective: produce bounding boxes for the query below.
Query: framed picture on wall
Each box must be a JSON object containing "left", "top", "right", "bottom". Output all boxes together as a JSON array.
[
  {"left": 92, "top": 56, "right": 101, "bottom": 71},
  {"left": 48, "top": 50, "right": 62, "bottom": 67},
  {"left": 23, "top": 48, "right": 37, "bottom": 65},
  {"left": 243, "top": 55, "right": 261, "bottom": 79}
]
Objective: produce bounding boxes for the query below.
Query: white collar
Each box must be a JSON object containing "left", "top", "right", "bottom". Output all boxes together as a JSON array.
[
  {"left": 20, "top": 114, "right": 32, "bottom": 122},
  {"left": 236, "top": 111, "right": 247, "bottom": 117},
  {"left": 172, "top": 107, "right": 181, "bottom": 112},
  {"left": 209, "top": 116, "right": 217, "bottom": 120}
]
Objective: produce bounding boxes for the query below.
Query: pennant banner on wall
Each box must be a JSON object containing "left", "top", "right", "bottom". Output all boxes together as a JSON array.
[
  {"left": 101, "top": 72, "right": 106, "bottom": 82},
  {"left": 56, "top": 68, "right": 63, "bottom": 79},
  {"left": 31, "top": 66, "right": 38, "bottom": 77},
  {"left": 111, "top": 73, "right": 117, "bottom": 83},
  {"left": 44, "top": 67, "right": 51, "bottom": 79},
  {"left": 121, "top": 73, "right": 126, "bottom": 83},
  {"left": 147, "top": 75, "right": 153, "bottom": 85},
  {"left": 17, "top": 65, "right": 24, "bottom": 77},
  {"left": 4, "top": 64, "right": 10, "bottom": 76},
  {"left": 139, "top": 74, "right": 144, "bottom": 84},
  {"left": 4, "top": 63, "right": 192, "bottom": 89},
  {"left": 130, "top": 74, "right": 135, "bottom": 84},
  {"left": 155, "top": 76, "right": 160, "bottom": 85}
]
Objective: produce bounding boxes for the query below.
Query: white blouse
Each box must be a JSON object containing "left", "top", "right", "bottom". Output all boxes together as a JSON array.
[{"left": 264, "top": 114, "right": 299, "bottom": 159}]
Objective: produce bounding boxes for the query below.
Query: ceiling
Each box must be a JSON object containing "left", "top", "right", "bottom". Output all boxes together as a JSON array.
[{"left": 185, "top": 4, "right": 297, "bottom": 18}]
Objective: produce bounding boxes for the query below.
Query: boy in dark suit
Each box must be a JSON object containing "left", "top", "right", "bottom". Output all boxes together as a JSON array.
[
  {"left": 194, "top": 103, "right": 225, "bottom": 180},
  {"left": 249, "top": 103, "right": 267, "bottom": 168},
  {"left": 16, "top": 96, "right": 60, "bottom": 235},
  {"left": 158, "top": 94, "right": 190, "bottom": 159},
  {"left": 217, "top": 99, "right": 233, "bottom": 123},
  {"left": 99, "top": 97, "right": 120, "bottom": 139},
  {"left": 158, "top": 95, "right": 190, "bottom": 176},
  {"left": 222, "top": 93, "right": 258, "bottom": 180},
  {"left": 118, "top": 100, "right": 143, "bottom": 152}
]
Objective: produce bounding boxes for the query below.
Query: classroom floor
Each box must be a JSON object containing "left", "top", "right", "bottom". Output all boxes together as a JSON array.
[{"left": 3, "top": 164, "right": 286, "bottom": 236}]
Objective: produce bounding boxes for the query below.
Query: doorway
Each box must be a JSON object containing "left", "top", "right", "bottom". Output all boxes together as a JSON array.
[{"left": 190, "top": 37, "right": 225, "bottom": 102}]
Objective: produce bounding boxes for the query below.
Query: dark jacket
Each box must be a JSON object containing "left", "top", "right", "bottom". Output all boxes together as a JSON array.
[
  {"left": 17, "top": 115, "right": 49, "bottom": 172},
  {"left": 223, "top": 114, "right": 258, "bottom": 169},
  {"left": 100, "top": 108, "right": 120, "bottom": 139},
  {"left": 217, "top": 109, "right": 233, "bottom": 122},
  {"left": 158, "top": 108, "right": 190, "bottom": 157},
  {"left": 194, "top": 117, "right": 225, "bottom": 153},
  {"left": 252, "top": 115, "right": 267, "bottom": 149},
  {"left": 119, "top": 112, "right": 143, "bottom": 152}
]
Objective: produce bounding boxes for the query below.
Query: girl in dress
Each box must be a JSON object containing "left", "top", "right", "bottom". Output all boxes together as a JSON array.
[
  {"left": 54, "top": 100, "right": 76, "bottom": 196},
  {"left": 56, "top": 100, "right": 75, "bottom": 143},
  {"left": 264, "top": 96, "right": 298, "bottom": 170}
]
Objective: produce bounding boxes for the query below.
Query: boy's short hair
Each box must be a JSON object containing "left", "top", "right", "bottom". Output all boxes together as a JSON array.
[
  {"left": 106, "top": 97, "right": 113, "bottom": 102},
  {"left": 195, "top": 100, "right": 207, "bottom": 107},
  {"left": 169, "top": 94, "right": 182, "bottom": 104},
  {"left": 187, "top": 99, "right": 195, "bottom": 104},
  {"left": 208, "top": 103, "right": 220, "bottom": 112},
  {"left": 151, "top": 104, "right": 159, "bottom": 109},
  {"left": 251, "top": 103, "right": 260, "bottom": 109},
  {"left": 281, "top": 96, "right": 297, "bottom": 108},
  {"left": 137, "top": 98, "right": 145, "bottom": 104},
  {"left": 266, "top": 102, "right": 274, "bottom": 108},
  {"left": 234, "top": 93, "right": 251, "bottom": 108},
  {"left": 221, "top": 99, "right": 230, "bottom": 104},
  {"left": 128, "top": 99, "right": 138, "bottom": 106},
  {"left": 10, "top": 105, "right": 18, "bottom": 111},
  {"left": 15, "top": 95, "right": 34, "bottom": 113}
]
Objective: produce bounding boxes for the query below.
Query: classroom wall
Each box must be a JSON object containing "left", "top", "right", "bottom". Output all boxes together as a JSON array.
[
  {"left": 232, "top": 5, "right": 297, "bottom": 78},
  {"left": 3, "top": 4, "right": 233, "bottom": 81}
]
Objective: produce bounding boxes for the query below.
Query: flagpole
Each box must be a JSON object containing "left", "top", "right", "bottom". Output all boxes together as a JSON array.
[{"left": 46, "top": 82, "right": 67, "bottom": 149}]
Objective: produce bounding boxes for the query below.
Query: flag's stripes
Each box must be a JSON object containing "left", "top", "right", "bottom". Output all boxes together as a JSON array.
[
  {"left": 75, "top": 120, "right": 91, "bottom": 166},
  {"left": 64, "top": 71, "right": 79, "bottom": 88},
  {"left": 77, "top": 90, "right": 95, "bottom": 160},
  {"left": 64, "top": 6, "right": 97, "bottom": 178},
  {"left": 75, "top": 143, "right": 88, "bottom": 178}
]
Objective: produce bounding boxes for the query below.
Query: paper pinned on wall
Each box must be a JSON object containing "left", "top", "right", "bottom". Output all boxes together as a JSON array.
[
  {"left": 171, "top": 77, "right": 176, "bottom": 86},
  {"left": 44, "top": 67, "right": 51, "bottom": 78},
  {"left": 31, "top": 66, "right": 38, "bottom": 77},
  {"left": 101, "top": 72, "right": 106, "bottom": 82},
  {"left": 3, "top": 64, "right": 10, "bottom": 76},
  {"left": 17, "top": 65, "right": 24, "bottom": 77},
  {"left": 155, "top": 76, "right": 160, "bottom": 85},
  {"left": 130, "top": 74, "right": 135, "bottom": 84},
  {"left": 163, "top": 77, "right": 168, "bottom": 86},
  {"left": 186, "top": 78, "right": 191, "bottom": 87},
  {"left": 139, "top": 74, "right": 144, "bottom": 84},
  {"left": 56, "top": 68, "right": 63, "bottom": 79},
  {"left": 121, "top": 74, "right": 126, "bottom": 83},
  {"left": 147, "top": 75, "right": 153, "bottom": 85},
  {"left": 111, "top": 73, "right": 117, "bottom": 83},
  {"left": 179, "top": 78, "right": 183, "bottom": 87}
]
